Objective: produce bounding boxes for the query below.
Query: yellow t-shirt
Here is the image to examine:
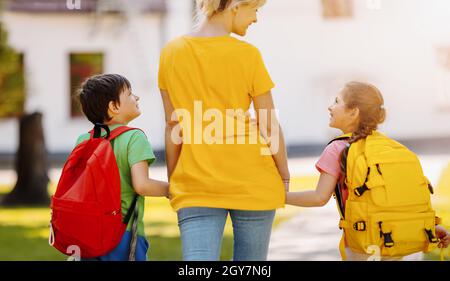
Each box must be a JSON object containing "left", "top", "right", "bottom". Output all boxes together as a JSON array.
[{"left": 158, "top": 35, "right": 285, "bottom": 211}]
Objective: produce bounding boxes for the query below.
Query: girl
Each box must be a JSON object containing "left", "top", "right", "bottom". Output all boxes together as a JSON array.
[
  {"left": 158, "top": 0, "right": 289, "bottom": 261},
  {"left": 286, "top": 81, "right": 450, "bottom": 261}
]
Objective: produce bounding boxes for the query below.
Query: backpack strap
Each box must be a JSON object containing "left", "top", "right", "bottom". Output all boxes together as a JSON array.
[
  {"left": 128, "top": 196, "right": 140, "bottom": 261},
  {"left": 108, "top": 126, "right": 144, "bottom": 140},
  {"left": 328, "top": 134, "right": 352, "bottom": 243},
  {"left": 123, "top": 195, "right": 139, "bottom": 225},
  {"left": 123, "top": 195, "right": 139, "bottom": 261},
  {"left": 327, "top": 133, "right": 352, "bottom": 146},
  {"left": 89, "top": 125, "right": 144, "bottom": 140}
]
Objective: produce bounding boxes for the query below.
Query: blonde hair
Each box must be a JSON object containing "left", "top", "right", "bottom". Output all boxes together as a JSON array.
[
  {"left": 194, "top": 0, "right": 267, "bottom": 29},
  {"left": 342, "top": 81, "right": 386, "bottom": 143}
]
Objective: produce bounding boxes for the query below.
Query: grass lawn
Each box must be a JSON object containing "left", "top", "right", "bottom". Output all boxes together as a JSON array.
[{"left": 0, "top": 176, "right": 316, "bottom": 261}]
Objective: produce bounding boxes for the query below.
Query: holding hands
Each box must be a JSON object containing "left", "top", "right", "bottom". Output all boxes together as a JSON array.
[{"left": 436, "top": 225, "right": 450, "bottom": 249}]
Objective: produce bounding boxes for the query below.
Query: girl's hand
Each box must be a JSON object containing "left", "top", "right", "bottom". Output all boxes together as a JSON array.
[{"left": 436, "top": 225, "right": 450, "bottom": 248}]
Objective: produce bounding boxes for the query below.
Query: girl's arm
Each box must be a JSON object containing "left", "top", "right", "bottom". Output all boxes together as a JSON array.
[
  {"left": 286, "top": 173, "right": 337, "bottom": 207},
  {"left": 252, "top": 92, "right": 290, "bottom": 190},
  {"left": 160, "top": 89, "right": 182, "bottom": 180},
  {"left": 131, "top": 161, "right": 169, "bottom": 197}
]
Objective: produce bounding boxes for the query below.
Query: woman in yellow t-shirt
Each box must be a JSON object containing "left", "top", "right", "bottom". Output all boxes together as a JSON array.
[{"left": 158, "top": 0, "right": 289, "bottom": 261}]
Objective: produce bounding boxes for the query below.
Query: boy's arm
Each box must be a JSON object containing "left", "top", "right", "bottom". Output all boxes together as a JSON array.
[
  {"left": 285, "top": 173, "right": 337, "bottom": 207},
  {"left": 131, "top": 161, "right": 169, "bottom": 197},
  {"left": 160, "top": 89, "right": 182, "bottom": 180}
]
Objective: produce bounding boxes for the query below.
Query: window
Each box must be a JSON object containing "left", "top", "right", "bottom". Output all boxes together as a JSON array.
[
  {"left": 322, "top": 0, "right": 353, "bottom": 19},
  {"left": 69, "top": 53, "right": 103, "bottom": 117},
  {"left": 0, "top": 53, "right": 25, "bottom": 118},
  {"left": 436, "top": 47, "right": 450, "bottom": 110}
]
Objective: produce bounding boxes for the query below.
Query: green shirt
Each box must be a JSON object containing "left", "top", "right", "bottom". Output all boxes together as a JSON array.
[{"left": 75, "top": 124, "right": 156, "bottom": 237}]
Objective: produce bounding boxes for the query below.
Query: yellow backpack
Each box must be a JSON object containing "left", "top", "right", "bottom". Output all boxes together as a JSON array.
[{"left": 331, "top": 131, "right": 441, "bottom": 260}]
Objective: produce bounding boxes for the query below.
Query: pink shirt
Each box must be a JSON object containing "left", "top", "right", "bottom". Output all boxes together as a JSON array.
[
  {"left": 315, "top": 140, "right": 348, "bottom": 179},
  {"left": 316, "top": 139, "right": 349, "bottom": 212}
]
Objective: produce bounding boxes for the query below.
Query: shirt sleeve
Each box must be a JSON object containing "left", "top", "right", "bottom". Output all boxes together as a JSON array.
[
  {"left": 74, "top": 134, "right": 89, "bottom": 147},
  {"left": 315, "top": 141, "right": 348, "bottom": 179},
  {"left": 127, "top": 130, "right": 156, "bottom": 167},
  {"left": 158, "top": 47, "right": 168, "bottom": 91},
  {"left": 250, "top": 48, "right": 275, "bottom": 97}
]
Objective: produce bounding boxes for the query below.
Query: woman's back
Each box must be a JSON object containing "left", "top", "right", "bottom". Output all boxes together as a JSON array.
[{"left": 159, "top": 35, "right": 285, "bottom": 212}]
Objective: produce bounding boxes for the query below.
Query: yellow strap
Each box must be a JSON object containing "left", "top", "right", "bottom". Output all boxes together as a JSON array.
[
  {"left": 339, "top": 232, "right": 347, "bottom": 261},
  {"left": 365, "top": 170, "right": 384, "bottom": 188},
  {"left": 339, "top": 220, "right": 350, "bottom": 229},
  {"left": 440, "top": 248, "right": 445, "bottom": 261}
]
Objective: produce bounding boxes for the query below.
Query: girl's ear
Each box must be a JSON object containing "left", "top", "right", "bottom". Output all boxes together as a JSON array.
[{"left": 351, "top": 107, "right": 360, "bottom": 120}]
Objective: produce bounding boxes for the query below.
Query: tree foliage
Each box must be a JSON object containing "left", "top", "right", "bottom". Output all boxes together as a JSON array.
[{"left": 0, "top": 21, "right": 25, "bottom": 118}]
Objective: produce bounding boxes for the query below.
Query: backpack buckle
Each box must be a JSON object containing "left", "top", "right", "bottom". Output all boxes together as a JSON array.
[
  {"left": 378, "top": 222, "right": 395, "bottom": 248},
  {"left": 354, "top": 185, "right": 369, "bottom": 197},
  {"left": 425, "top": 229, "right": 439, "bottom": 244},
  {"left": 353, "top": 221, "right": 366, "bottom": 231},
  {"left": 382, "top": 232, "right": 394, "bottom": 248}
]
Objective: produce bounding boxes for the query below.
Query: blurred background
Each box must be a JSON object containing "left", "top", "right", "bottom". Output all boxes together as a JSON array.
[{"left": 0, "top": 0, "right": 449, "bottom": 261}]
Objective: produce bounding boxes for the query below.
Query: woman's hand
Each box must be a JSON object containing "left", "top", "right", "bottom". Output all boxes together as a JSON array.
[
  {"left": 436, "top": 225, "right": 450, "bottom": 248},
  {"left": 283, "top": 179, "right": 290, "bottom": 192}
]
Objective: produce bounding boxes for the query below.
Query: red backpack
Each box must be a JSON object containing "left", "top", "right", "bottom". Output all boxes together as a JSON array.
[{"left": 49, "top": 124, "right": 141, "bottom": 258}]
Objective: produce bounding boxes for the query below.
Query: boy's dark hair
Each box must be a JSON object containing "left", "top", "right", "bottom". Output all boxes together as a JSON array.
[{"left": 78, "top": 74, "right": 131, "bottom": 124}]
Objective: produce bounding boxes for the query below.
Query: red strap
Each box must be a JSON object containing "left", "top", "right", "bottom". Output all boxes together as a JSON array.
[{"left": 89, "top": 126, "right": 144, "bottom": 140}]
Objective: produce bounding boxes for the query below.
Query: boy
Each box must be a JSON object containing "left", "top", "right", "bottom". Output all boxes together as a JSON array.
[{"left": 76, "top": 74, "right": 169, "bottom": 261}]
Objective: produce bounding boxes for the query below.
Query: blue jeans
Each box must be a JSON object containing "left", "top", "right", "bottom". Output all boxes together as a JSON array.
[{"left": 177, "top": 207, "right": 276, "bottom": 261}]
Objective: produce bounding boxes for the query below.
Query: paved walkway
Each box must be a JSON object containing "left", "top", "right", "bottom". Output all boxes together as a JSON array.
[{"left": 268, "top": 202, "right": 342, "bottom": 261}]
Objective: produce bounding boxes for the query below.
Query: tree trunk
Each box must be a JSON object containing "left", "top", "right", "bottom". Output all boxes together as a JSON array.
[{"left": 2, "top": 112, "right": 50, "bottom": 206}]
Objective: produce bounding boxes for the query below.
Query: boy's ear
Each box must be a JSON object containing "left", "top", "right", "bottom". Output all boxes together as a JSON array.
[{"left": 108, "top": 100, "right": 120, "bottom": 116}]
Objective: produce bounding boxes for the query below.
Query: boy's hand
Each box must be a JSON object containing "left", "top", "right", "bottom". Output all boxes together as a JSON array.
[{"left": 436, "top": 225, "right": 450, "bottom": 248}]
